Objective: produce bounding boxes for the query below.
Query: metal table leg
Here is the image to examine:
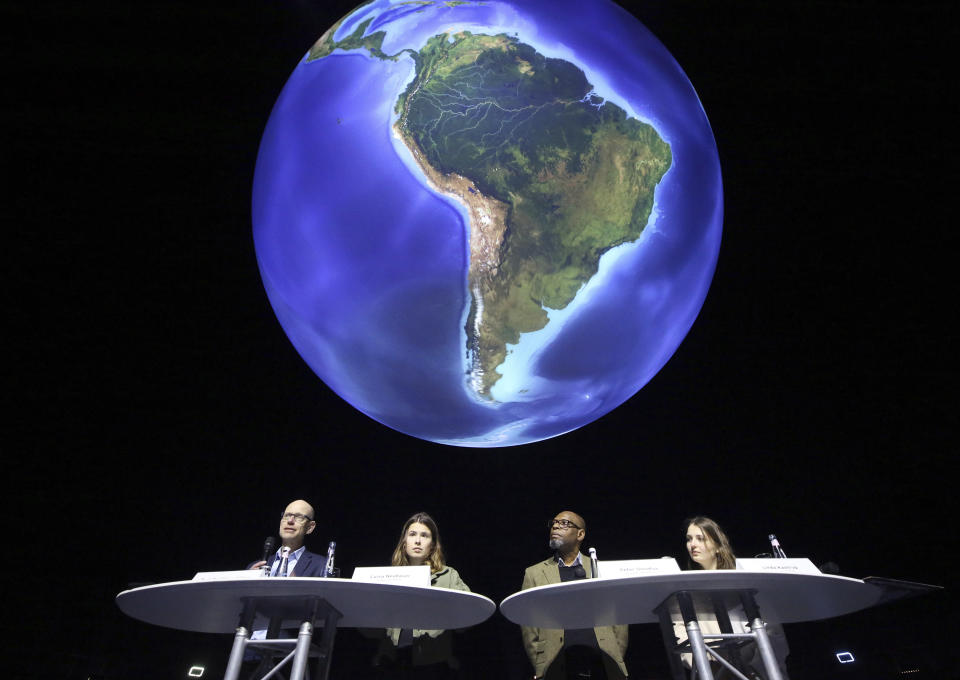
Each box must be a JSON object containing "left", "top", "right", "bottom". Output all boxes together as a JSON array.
[
  {"left": 224, "top": 595, "right": 342, "bottom": 680},
  {"left": 677, "top": 591, "right": 715, "bottom": 680},
  {"left": 740, "top": 591, "right": 784, "bottom": 680},
  {"left": 224, "top": 600, "right": 257, "bottom": 680},
  {"left": 288, "top": 620, "right": 315, "bottom": 680}
]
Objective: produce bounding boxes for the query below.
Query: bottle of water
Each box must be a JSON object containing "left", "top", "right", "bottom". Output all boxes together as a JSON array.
[{"left": 325, "top": 541, "right": 337, "bottom": 577}]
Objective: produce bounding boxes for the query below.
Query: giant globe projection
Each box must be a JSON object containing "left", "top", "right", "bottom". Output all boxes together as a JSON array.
[{"left": 252, "top": 0, "right": 722, "bottom": 447}]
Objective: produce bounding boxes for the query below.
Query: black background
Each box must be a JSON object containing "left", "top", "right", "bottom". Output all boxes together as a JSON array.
[{"left": 8, "top": 0, "right": 957, "bottom": 678}]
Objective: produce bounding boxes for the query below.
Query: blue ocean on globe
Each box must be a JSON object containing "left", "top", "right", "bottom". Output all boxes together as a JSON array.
[{"left": 252, "top": 0, "right": 723, "bottom": 447}]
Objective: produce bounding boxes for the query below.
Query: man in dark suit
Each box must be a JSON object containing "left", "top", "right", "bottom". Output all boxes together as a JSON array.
[
  {"left": 243, "top": 499, "right": 329, "bottom": 677},
  {"left": 521, "top": 510, "right": 629, "bottom": 680},
  {"left": 249, "top": 499, "right": 328, "bottom": 576}
]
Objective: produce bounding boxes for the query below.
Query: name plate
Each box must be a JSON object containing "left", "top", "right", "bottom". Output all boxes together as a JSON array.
[
  {"left": 192, "top": 569, "right": 264, "bottom": 581},
  {"left": 597, "top": 558, "right": 681, "bottom": 579},
  {"left": 351, "top": 565, "right": 431, "bottom": 587},
  {"left": 735, "top": 557, "right": 821, "bottom": 575}
]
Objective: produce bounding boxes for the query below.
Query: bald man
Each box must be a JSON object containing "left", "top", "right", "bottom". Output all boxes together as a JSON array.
[
  {"left": 520, "top": 510, "right": 628, "bottom": 680},
  {"left": 249, "top": 499, "right": 328, "bottom": 577}
]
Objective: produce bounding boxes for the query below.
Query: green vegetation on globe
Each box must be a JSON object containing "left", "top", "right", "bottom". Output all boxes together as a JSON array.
[{"left": 309, "top": 18, "right": 671, "bottom": 397}]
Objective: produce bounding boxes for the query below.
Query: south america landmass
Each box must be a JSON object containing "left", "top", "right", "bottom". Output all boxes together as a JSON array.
[{"left": 309, "top": 16, "right": 672, "bottom": 399}]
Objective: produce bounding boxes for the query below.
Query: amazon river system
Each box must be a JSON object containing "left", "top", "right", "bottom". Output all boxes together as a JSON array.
[{"left": 252, "top": 0, "right": 723, "bottom": 446}]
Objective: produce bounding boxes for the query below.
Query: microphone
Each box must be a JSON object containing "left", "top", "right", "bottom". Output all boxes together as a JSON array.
[
  {"left": 261, "top": 536, "right": 276, "bottom": 576},
  {"left": 768, "top": 534, "right": 787, "bottom": 559},
  {"left": 324, "top": 541, "right": 337, "bottom": 577},
  {"left": 588, "top": 547, "right": 599, "bottom": 578},
  {"left": 262, "top": 536, "right": 277, "bottom": 562}
]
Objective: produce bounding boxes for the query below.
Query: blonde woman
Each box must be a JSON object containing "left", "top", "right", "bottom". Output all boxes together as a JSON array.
[{"left": 375, "top": 512, "right": 470, "bottom": 679}]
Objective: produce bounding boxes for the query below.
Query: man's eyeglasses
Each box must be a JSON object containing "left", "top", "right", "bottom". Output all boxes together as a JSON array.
[
  {"left": 548, "top": 518, "right": 581, "bottom": 530},
  {"left": 280, "top": 512, "right": 314, "bottom": 524}
]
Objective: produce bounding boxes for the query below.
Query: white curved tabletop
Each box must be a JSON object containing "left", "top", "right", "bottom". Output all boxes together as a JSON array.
[
  {"left": 116, "top": 578, "right": 496, "bottom": 634},
  {"left": 500, "top": 571, "right": 890, "bottom": 628}
]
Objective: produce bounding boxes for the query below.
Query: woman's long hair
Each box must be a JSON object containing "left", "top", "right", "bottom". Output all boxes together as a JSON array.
[
  {"left": 391, "top": 511, "right": 446, "bottom": 573},
  {"left": 684, "top": 516, "right": 736, "bottom": 570}
]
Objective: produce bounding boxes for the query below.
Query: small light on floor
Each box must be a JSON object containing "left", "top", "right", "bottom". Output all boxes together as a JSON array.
[
  {"left": 836, "top": 651, "right": 855, "bottom": 664},
  {"left": 188, "top": 666, "right": 205, "bottom": 677}
]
